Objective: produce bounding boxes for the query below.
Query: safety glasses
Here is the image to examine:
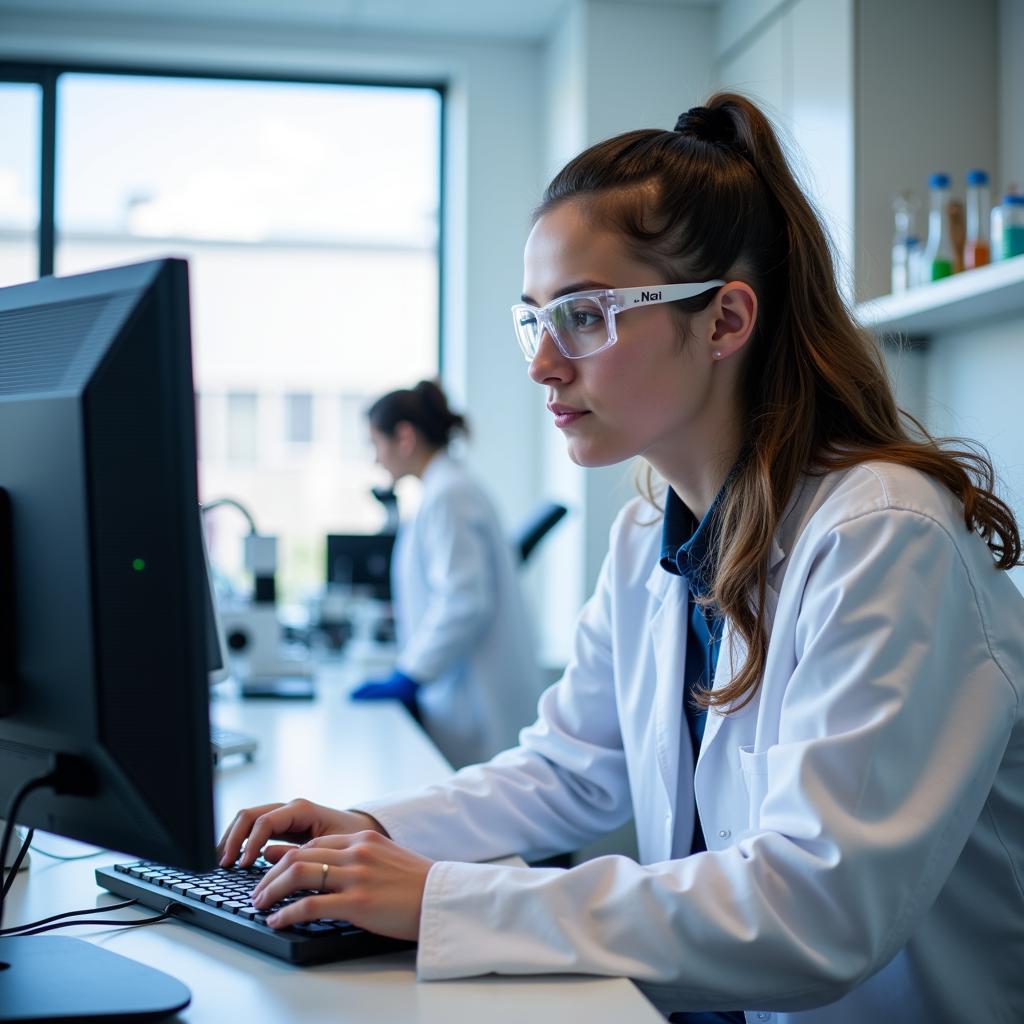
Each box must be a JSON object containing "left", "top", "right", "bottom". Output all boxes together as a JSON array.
[{"left": 511, "top": 281, "right": 725, "bottom": 361}]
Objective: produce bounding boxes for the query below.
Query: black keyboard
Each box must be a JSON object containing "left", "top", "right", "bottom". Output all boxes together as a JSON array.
[{"left": 96, "top": 860, "right": 413, "bottom": 964}]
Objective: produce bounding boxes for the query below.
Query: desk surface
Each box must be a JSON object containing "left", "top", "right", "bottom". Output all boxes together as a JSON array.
[{"left": 6, "top": 658, "right": 662, "bottom": 1023}]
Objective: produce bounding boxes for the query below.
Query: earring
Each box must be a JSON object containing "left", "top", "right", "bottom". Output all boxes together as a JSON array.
[{"left": 712, "top": 350, "right": 722, "bottom": 360}]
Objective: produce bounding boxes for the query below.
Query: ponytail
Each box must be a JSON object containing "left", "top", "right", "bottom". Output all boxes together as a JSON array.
[
  {"left": 368, "top": 379, "right": 468, "bottom": 450},
  {"left": 538, "top": 91, "right": 1022, "bottom": 713}
]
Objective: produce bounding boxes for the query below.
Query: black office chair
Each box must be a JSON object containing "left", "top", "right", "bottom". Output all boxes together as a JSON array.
[{"left": 513, "top": 501, "right": 568, "bottom": 564}]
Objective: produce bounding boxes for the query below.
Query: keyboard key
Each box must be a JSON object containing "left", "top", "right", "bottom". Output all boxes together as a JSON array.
[{"left": 292, "top": 922, "right": 336, "bottom": 935}]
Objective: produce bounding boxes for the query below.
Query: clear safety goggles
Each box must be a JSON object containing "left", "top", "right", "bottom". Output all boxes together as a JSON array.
[{"left": 511, "top": 281, "right": 725, "bottom": 361}]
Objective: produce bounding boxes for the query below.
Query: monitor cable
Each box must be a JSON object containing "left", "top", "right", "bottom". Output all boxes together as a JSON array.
[
  {"left": 0, "top": 773, "right": 57, "bottom": 930},
  {"left": 1, "top": 899, "right": 179, "bottom": 937},
  {"left": 0, "top": 755, "right": 97, "bottom": 931},
  {"left": 0, "top": 827, "right": 33, "bottom": 900}
]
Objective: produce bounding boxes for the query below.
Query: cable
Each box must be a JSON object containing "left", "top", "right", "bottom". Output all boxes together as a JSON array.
[
  {"left": 27, "top": 841, "right": 104, "bottom": 862},
  {"left": 202, "top": 497, "right": 258, "bottom": 535},
  {"left": 0, "top": 772, "right": 56, "bottom": 930},
  {"left": 0, "top": 898, "right": 140, "bottom": 936},
  {"left": 14, "top": 901, "right": 178, "bottom": 936},
  {"left": 0, "top": 756, "right": 97, "bottom": 931},
  {"left": 0, "top": 828, "right": 33, "bottom": 900}
]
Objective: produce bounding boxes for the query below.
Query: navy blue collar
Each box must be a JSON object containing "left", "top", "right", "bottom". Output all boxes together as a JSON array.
[{"left": 659, "top": 482, "right": 729, "bottom": 600}]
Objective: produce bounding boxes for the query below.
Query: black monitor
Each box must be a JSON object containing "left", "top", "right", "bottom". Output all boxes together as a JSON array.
[
  {"left": 326, "top": 533, "right": 395, "bottom": 600},
  {"left": 0, "top": 258, "right": 215, "bottom": 1020}
]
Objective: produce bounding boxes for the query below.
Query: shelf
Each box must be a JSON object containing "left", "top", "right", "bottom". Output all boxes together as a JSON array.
[{"left": 855, "top": 254, "right": 1024, "bottom": 340}]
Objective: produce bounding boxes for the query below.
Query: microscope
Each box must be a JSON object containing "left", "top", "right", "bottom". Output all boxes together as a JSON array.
[{"left": 205, "top": 499, "right": 315, "bottom": 699}]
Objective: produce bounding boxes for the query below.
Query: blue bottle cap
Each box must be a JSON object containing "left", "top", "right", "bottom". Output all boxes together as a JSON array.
[
  {"left": 966, "top": 169, "right": 989, "bottom": 186},
  {"left": 1005, "top": 195, "right": 1024, "bottom": 206},
  {"left": 929, "top": 172, "right": 951, "bottom": 189}
]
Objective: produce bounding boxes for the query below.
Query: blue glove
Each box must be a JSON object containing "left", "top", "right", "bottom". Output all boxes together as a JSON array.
[{"left": 350, "top": 670, "right": 419, "bottom": 716}]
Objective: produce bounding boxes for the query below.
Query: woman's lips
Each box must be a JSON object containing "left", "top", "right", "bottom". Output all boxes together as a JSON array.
[{"left": 548, "top": 404, "right": 589, "bottom": 428}]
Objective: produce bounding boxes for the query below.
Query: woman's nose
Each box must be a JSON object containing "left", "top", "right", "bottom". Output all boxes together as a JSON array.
[{"left": 528, "top": 328, "right": 574, "bottom": 386}]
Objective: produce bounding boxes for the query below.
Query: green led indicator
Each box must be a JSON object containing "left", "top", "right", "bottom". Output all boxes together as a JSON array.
[{"left": 132, "top": 558, "right": 146, "bottom": 572}]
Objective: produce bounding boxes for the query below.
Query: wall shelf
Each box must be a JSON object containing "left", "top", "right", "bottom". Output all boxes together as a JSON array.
[{"left": 856, "top": 255, "right": 1024, "bottom": 340}]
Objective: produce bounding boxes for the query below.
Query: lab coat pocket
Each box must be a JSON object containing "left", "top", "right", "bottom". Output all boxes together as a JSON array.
[{"left": 738, "top": 744, "right": 770, "bottom": 831}]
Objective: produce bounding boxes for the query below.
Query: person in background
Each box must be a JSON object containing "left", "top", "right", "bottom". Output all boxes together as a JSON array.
[
  {"left": 221, "top": 95, "right": 1024, "bottom": 1022},
  {"left": 350, "top": 380, "right": 542, "bottom": 770}
]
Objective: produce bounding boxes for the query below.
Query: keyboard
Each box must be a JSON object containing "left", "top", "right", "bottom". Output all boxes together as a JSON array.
[
  {"left": 96, "top": 860, "right": 413, "bottom": 964},
  {"left": 209, "top": 724, "right": 259, "bottom": 765}
]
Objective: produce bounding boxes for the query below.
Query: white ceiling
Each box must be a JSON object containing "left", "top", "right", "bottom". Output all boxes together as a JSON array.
[{"left": 0, "top": 0, "right": 717, "bottom": 42}]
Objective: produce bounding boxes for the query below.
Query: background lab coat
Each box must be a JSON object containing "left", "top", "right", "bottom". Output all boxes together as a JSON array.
[
  {"left": 363, "top": 461, "right": 1024, "bottom": 1023},
  {"left": 392, "top": 452, "right": 542, "bottom": 768}
]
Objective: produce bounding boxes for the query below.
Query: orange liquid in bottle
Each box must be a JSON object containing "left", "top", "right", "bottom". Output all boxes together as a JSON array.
[{"left": 965, "top": 240, "right": 990, "bottom": 269}]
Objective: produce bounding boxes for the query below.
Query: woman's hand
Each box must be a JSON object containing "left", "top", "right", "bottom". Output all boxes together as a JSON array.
[
  {"left": 250, "top": 831, "right": 433, "bottom": 941},
  {"left": 216, "top": 798, "right": 387, "bottom": 867}
]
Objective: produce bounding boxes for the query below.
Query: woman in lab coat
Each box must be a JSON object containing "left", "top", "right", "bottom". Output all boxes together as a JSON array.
[
  {"left": 350, "top": 380, "right": 542, "bottom": 769},
  {"left": 220, "top": 95, "right": 1024, "bottom": 1022}
]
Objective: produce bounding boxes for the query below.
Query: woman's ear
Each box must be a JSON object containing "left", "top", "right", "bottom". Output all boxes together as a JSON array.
[
  {"left": 705, "top": 281, "right": 757, "bottom": 362},
  {"left": 394, "top": 420, "right": 418, "bottom": 458}
]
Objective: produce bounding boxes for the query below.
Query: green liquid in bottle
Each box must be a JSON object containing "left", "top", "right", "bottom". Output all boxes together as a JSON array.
[{"left": 930, "top": 259, "right": 953, "bottom": 281}]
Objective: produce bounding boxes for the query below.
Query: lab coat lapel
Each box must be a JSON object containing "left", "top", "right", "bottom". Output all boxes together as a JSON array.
[
  {"left": 646, "top": 562, "right": 689, "bottom": 815},
  {"left": 697, "top": 536, "right": 785, "bottom": 763}
]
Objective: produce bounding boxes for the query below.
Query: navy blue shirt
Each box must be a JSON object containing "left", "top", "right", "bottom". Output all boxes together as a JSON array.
[{"left": 659, "top": 485, "right": 727, "bottom": 854}]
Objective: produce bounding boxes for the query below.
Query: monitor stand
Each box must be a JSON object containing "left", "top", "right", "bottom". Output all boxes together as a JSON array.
[{"left": 0, "top": 936, "right": 190, "bottom": 1022}]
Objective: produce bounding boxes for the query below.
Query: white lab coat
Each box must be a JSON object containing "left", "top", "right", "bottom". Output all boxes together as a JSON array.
[
  {"left": 362, "top": 461, "right": 1024, "bottom": 1023},
  {"left": 391, "top": 452, "right": 543, "bottom": 769}
]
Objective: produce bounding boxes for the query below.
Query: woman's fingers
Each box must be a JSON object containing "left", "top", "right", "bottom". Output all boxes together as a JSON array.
[
  {"left": 264, "top": 893, "right": 346, "bottom": 931},
  {"left": 251, "top": 838, "right": 357, "bottom": 902},
  {"left": 216, "top": 803, "right": 283, "bottom": 865},
  {"left": 248, "top": 831, "right": 431, "bottom": 941},
  {"left": 252, "top": 851, "right": 344, "bottom": 909},
  {"left": 218, "top": 798, "right": 328, "bottom": 867}
]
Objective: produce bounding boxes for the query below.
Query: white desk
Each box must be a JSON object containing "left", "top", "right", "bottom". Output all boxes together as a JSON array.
[{"left": 6, "top": 661, "right": 662, "bottom": 1023}]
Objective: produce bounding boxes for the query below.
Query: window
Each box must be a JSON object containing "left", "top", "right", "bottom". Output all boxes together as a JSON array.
[
  {"left": 0, "top": 82, "right": 41, "bottom": 287},
  {"left": 3, "top": 67, "right": 442, "bottom": 598},
  {"left": 227, "top": 392, "right": 259, "bottom": 463},
  {"left": 285, "top": 393, "right": 314, "bottom": 445}
]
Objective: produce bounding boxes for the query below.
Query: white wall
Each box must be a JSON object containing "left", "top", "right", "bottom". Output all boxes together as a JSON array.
[
  {"left": 716, "top": 0, "right": 855, "bottom": 291},
  {"left": 1000, "top": 0, "right": 1024, "bottom": 192}
]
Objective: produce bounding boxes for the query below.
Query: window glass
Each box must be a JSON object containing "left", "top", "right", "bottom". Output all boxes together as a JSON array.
[
  {"left": 55, "top": 74, "right": 441, "bottom": 598},
  {"left": 0, "top": 82, "right": 41, "bottom": 286},
  {"left": 285, "top": 393, "right": 314, "bottom": 445}
]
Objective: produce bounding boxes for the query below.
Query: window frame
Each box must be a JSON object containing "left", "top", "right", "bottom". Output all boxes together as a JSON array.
[{"left": 0, "top": 59, "right": 446, "bottom": 370}]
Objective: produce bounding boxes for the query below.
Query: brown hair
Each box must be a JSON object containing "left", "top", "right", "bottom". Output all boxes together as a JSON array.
[
  {"left": 537, "top": 93, "right": 1022, "bottom": 712},
  {"left": 368, "top": 379, "right": 468, "bottom": 450}
]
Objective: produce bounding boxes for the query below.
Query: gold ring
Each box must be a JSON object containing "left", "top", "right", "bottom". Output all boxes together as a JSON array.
[{"left": 320, "top": 863, "right": 329, "bottom": 891}]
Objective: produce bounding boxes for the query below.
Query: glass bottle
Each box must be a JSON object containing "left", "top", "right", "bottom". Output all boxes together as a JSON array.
[
  {"left": 923, "top": 173, "right": 955, "bottom": 281},
  {"left": 1001, "top": 194, "right": 1024, "bottom": 260},
  {"left": 990, "top": 183, "right": 1017, "bottom": 262},
  {"left": 890, "top": 192, "right": 918, "bottom": 294},
  {"left": 964, "top": 169, "right": 991, "bottom": 269}
]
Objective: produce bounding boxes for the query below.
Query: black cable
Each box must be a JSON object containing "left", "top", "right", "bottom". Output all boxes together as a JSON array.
[
  {"left": 202, "top": 497, "right": 258, "bottom": 535},
  {"left": 14, "top": 902, "right": 177, "bottom": 936},
  {"left": 0, "top": 898, "right": 140, "bottom": 936},
  {"left": 0, "top": 828, "right": 34, "bottom": 900},
  {"left": 1, "top": 771, "right": 57, "bottom": 930}
]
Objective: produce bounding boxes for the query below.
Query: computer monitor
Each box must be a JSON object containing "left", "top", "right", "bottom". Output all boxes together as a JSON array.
[
  {"left": 326, "top": 533, "right": 395, "bottom": 601},
  {"left": 0, "top": 258, "right": 216, "bottom": 1019}
]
